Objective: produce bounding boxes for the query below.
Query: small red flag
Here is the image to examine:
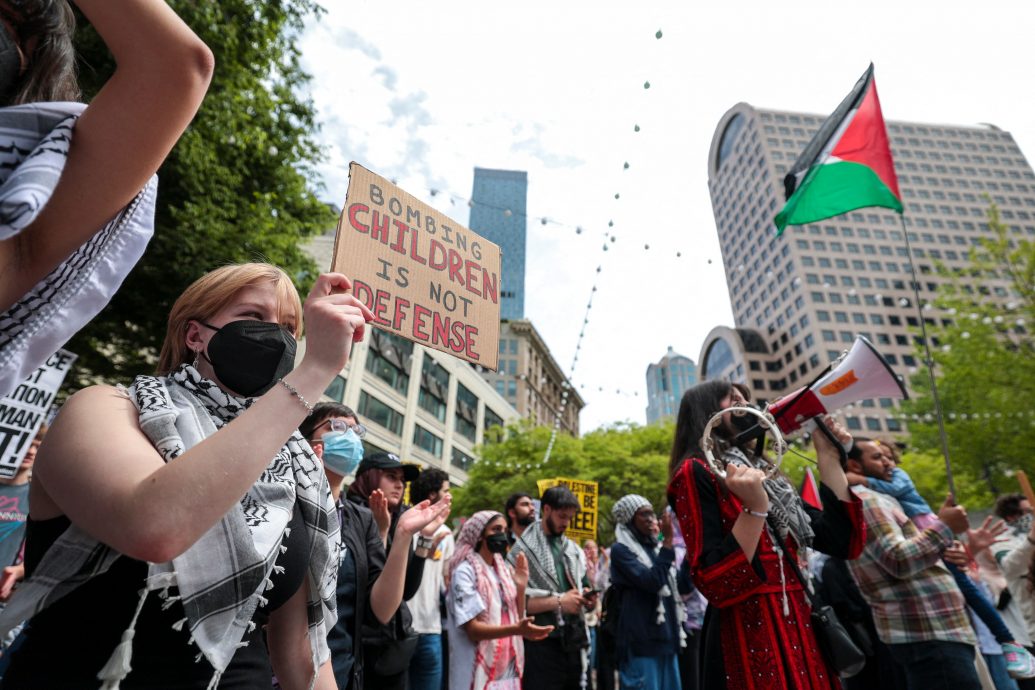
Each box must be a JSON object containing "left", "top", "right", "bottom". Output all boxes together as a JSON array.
[{"left": 800, "top": 467, "right": 822, "bottom": 510}]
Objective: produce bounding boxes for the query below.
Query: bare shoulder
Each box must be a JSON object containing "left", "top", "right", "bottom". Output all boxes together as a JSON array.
[{"left": 36, "top": 383, "right": 157, "bottom": 480}]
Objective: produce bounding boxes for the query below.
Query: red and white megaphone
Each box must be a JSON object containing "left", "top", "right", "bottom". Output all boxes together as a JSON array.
[{"left": 767, "top": 336, "right": 908, "bottom": 435}]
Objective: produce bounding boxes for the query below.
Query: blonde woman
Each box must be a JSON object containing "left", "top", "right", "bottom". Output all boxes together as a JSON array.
[{"left": 0, "top": 265, "right": 443, "bottom": 689}]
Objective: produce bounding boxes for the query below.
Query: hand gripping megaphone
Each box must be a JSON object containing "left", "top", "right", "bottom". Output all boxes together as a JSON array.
[{"left": 767, "top": 336, "right": 908, "bottom": 435}]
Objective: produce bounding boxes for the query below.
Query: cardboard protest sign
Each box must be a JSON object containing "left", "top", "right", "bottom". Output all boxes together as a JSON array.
[
  {"left": 536, "top": 477, "right": 599, "bottom": 542},
  {"left": 0, "top": 349, "right": 76, "bottom": 478},
  {"left": 333, "top": 164, "right": 501, "bottom": 369}
]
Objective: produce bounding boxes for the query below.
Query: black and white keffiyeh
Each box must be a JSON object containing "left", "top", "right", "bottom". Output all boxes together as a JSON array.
[
  {"left": 508, "top": 519, "right": 586, "bottom": 599},
  {"left": 0, "top": 365, "right": 339, "bottom": 689},
  {"left": 611, "top": 498, "right": 687, "bottom": 648},
  {"left": 722, "top": 446, "right": 815, "bottom": 547},
  {"left": 0, "top": 102, "right": 156, "bottom": 398}
]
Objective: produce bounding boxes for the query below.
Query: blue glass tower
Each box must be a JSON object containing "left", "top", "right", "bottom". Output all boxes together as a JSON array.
[
  {"left": 645, "top": 347, "right": 698, "bottom": 424},
  {"left": 468, "top": 168, "right": 527, "bottom": 321}
]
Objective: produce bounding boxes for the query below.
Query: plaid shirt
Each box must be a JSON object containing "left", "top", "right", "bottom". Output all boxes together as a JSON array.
[{"left": 847, "top": 486, "right": 976, "bottom": 646}]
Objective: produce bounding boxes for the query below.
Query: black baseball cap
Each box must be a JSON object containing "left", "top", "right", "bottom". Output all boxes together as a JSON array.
[{"left": 356, "top": 452, "right": 420, "bottom": 482}]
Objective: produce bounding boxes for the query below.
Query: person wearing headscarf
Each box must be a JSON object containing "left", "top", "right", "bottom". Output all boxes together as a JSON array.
[
  {"left": 667, "top": 380, "right": 865, "bottom": 690},
  {"left": 446, "top": 510, "right": 552, "bottom": 690},
  {"left": 609, "top": 494, "right": 686, "bottom": 690}
]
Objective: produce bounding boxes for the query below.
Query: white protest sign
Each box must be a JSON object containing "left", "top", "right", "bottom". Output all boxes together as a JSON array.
[{"left": 0, "top": 349, "right": 76, "bottom": 478}]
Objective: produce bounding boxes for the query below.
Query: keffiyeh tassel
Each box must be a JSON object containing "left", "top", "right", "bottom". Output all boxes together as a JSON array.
[{"left": 97, "top": 588, "right": 150, "bottom": 690}]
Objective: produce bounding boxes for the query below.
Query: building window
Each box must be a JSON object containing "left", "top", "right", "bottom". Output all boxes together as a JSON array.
[
  {"left": 865, "top": 417, "right": 883, "bottom": 432},
  {"left": 451, "top": 447, "right": 474, "bottom": 472},
  {"left": 413, "top": 424, "right": 443, "bottom": 458},
  {"left": 365, "top": 330, "right": 412, "bottom": 394},
  {"left": 358, "top": 390, "right": 403, "bottom": 436},
  {"left": 454, "top": 383, "right": 479, "bottom": 443},
  {"left": 419, "top": 357, "right": 450, "bottom": 422},
  {"left": 846, "top": 417, "right": 862, "bottom": 430},
  {"left": 324, "top": 375, "right": 346, "bottom": 402},
  {"left": 484, "top": 407, "right": 505, "bottom": 443}
]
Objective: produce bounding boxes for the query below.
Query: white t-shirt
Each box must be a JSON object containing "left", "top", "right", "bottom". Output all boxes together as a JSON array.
[
  {"left": 446, "top": 560, "right": 520, "bottom": 690},
  {"left": 410, "top": 525, "right": 455, "bottom": 634}
]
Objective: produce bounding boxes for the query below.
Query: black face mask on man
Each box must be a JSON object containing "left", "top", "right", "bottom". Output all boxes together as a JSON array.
[{"left": 197, "top": 320, "right": 297, "bottom": 397}]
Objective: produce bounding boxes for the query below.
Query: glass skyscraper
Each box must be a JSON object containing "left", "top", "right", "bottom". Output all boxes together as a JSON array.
[
  {"left": 468, "top": 167, "right": 528, "bottom": 321},
  {"left": 645, "top": 347, "right": 697, "bottom": 424}
]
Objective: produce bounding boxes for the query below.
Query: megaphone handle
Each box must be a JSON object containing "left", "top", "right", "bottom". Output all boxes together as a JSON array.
[{"left": 813, "top": 418, "right": 849, "bottom": 466}]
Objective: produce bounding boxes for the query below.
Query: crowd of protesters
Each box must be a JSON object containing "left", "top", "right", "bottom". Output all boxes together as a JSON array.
[
  {"left": 3, "top": 2, "right": 1035, "bottom": 690},
  {"left": 3, "top": 264, "right": 1035, "bottom": 690}
]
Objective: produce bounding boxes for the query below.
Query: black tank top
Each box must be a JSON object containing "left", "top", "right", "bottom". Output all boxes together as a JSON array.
[{"left": 2, "top": 504, "right": 308, "bottom": 689}]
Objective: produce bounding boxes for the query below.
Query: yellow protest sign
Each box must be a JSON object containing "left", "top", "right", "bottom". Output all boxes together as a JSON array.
[{"left": 537, "top": 477, "right": 598, "bottom": 542}]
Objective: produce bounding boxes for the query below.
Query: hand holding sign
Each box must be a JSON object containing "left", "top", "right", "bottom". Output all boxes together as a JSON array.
[
  {"left": 332, "top": 164, "right": 501, "bottom": 369},
  {"left": 300, "top": 273, "right": 376, "bottom": 378}
]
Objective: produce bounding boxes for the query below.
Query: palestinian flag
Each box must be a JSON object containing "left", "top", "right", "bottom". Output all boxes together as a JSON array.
[
  {"left": 800, "top": 467, "right": 822, "bottom": 510},
  {"left": 774, "top": 64, "right": 902, "bottom": 234}
]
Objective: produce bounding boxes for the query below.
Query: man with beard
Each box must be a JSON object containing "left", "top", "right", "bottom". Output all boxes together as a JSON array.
[
  {"left": 508, "top": 486, "right": 595, "bottom": 690},
  {"left": 505, "top": 492, "right": 535, "bottom": 545},
  {"left": 845, "top": 438, "right": 980, "bottom": 689}
]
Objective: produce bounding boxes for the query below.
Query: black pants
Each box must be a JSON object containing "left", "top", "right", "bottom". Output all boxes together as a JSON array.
[
  {"left": 677, "top": 629, "right": 700, "bottom": 690},
  {"left": 361, "top": 646, "right": 406, "bottom": 690},
  {"left": 524, "top": 636, "right": 584, "bottom": 690}
]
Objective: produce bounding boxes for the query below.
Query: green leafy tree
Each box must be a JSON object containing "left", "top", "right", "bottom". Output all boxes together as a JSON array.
[
  {"left": 65, "top": 1, "right": 334, "bottom": 386},
  {"left": 453, "top": 421, "right": 675, "bottom": 546},
  {"left": 902, "top": 202, "right": 1035, "bottom": 504}
]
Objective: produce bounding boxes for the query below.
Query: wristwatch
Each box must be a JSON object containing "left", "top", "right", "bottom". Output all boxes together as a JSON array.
[{"left": 417, "top": 535, "right": 436, "bottom": 551}]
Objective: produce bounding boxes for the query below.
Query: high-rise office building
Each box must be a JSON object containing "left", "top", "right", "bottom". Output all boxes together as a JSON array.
[
  {"left": 645, "top": 347, "right": 697, "bottom": 424},
  {"left": 702, "top": 102, "right": 1033, "bottom": 435},
  {"left": 468, "top": 168, "right": 528, "bottom": 321},
  {"left": 482, "top": 319, "right": 584, "bottom": 436}
]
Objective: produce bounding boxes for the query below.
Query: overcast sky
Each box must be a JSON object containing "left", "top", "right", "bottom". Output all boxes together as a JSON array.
[{"left": 298, "top": 0, "right": 1035, "bottom": 432}]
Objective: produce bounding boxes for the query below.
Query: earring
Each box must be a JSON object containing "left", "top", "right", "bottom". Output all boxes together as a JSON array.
[{"left": 191, "top": 349, "right": 200, "bottom": 369}]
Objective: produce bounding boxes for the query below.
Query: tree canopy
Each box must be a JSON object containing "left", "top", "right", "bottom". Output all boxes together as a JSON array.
[
  {"left": 900, "top": 202, "right": 1035, "bottom": 509},
  {"left": 65, "top": 1, "right": 334, "bottom": 386},
  {"left": 451, "top": 418, "right": 830, "bottom": 545},
  {"left": 453, "top": 420, "right": 673, "bottom": 546}
]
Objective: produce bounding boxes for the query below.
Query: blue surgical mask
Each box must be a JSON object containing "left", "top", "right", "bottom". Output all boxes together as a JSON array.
[{"left": 321, "top": 429, "right": 364, "bottom": 476}]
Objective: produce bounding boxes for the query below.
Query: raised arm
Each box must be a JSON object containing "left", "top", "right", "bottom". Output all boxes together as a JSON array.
[
  {"left": 3, "top": 0, "right": 214, "bottom": 311},
  {"left": 31, "top": 274, "right": 373, "bottom": 563},
  {"left": 369, "top": 497, "right": 451, "bottom": 624}
]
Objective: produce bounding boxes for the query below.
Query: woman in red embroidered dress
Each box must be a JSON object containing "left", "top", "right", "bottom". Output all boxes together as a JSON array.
[{"left": 667, "top": 380, "right": 865, "bottom": 690}]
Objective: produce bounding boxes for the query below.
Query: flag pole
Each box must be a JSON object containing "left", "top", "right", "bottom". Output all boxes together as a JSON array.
[{"left": 898, "top": 214, "right": 957, "bottom": 499}]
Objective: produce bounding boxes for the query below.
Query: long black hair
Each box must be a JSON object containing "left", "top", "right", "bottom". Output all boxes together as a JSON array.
[
  {"left": 4, "top": 1, "right": 79, "bottom": 106},
  {"left": 668, "top": 379, "right": 751, "bottom": 478}
]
